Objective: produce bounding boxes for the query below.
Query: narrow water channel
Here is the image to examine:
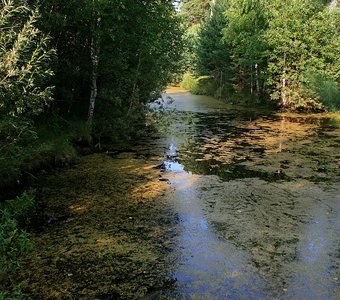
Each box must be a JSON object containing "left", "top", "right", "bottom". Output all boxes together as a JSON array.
[
  {"left": 28, "top": 88, "right": 339, "bottom": 299},
  {"left": 154, "top": 88, "right": 340, "bottom": 299}
]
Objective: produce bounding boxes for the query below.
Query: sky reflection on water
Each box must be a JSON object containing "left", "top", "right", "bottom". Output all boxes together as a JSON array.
[{"left": 156, "top": 89, "right": 340, "bottom": 299}]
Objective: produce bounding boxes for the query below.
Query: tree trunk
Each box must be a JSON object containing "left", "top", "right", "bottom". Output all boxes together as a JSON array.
[
  {"left": 87, "top": 0, "right": 100, "bottom": 126},
  {"left": 281, "top": 52, "right": 287, "bottom": 107},
  {"left": 210, "top": 0, "right": 216, "bottom": 18},
  {"left": 219, "top": 70, "right": 223, "bottom": 100},
  {"left": 250, "top": 65, "right": 253, "bottom": 95},
  {"left": 278, "top": 117, "right": 285, "bottom": 153},
  {"left": 255, "top": 63, "right": 260, "bottom": 94},
  {"left": 127, "top": 56, "right": 142, "bottom": 115},
  {"left": 87, "top": 37, "right": 98, "bottom": 126}
]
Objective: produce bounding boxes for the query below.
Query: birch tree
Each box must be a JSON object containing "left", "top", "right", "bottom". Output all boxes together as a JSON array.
[{"left": 87, "top": 0, "right": 100, "bottom": 126}]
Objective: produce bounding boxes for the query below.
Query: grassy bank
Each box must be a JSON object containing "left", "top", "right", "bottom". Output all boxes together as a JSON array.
[
  {"left": 180, "top": 73, "right": 269, "bottom": 107},
  {"left": 180, "top": 73, "right": 340, "bottom": 112}
]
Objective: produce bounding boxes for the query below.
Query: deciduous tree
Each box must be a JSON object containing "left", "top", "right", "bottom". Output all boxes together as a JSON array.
[{"left": 0, "top": 0, "right": 55, "bottom": 117}]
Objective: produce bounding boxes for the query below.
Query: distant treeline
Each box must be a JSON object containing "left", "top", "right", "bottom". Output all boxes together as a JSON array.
[{"left": 179, "top": 0, "right": 340, "bottom": 110}]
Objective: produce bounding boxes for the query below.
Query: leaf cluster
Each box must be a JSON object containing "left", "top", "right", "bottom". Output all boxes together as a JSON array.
[{"left": 0, "top": 0, "right": 55, "bottom": 117}]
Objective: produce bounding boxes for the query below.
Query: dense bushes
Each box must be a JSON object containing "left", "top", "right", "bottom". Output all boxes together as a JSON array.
[
  {"left": 0, "top": 116, "right": 91, "bottom": 191},
  {"left": 36, "top": 0, "right": 183, "bottom": 135},
  {"left": 0, "top": 0, "right": 183, "bottom": 189},
  {"left": 0, "top": 118, "right": 37, "bottom": 189}
]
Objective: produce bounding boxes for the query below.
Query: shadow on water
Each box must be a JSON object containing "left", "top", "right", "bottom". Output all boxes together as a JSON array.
[
  {"left": 178, "top": 157, "right": 288, "bottom": 182},
  {"left": 149, "top": 89, "right": 340, "bottom": 299}
]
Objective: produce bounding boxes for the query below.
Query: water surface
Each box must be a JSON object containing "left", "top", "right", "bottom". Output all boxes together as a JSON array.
[
  {"left": 151, "top": 88, "right": 340, "bottom": 299},
  {"left": 27, "top": 88, "right": 339, "bottom": 299}
]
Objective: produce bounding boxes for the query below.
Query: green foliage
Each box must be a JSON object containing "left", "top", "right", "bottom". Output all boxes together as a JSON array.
[
  {"left": 0, "top": 117, "right": 37, "bottom": 188},
  {"left": 263, "top": 0, "right": 337, "bottom": 108},
  {"left": 305, "top": 71, "right": 340, "bottom": 111},
  {"left": 188, "top": 0, "right": 340, "bottom": 111},
  {"left": 180, "top": 73, "right": 198, "bottom": 90},
  {"left": 33, "top": 117, "right": 87, "bottom": 162},
  {"left": 180, "top": 24, "right": 201, "bottom": 74},
  {"left": 0, "top": 0, "right": 184, "bottom": 187},
  {"left": 0, "top": 115, "right": 86, "bottom": 189},
  {"left": 178, "top": 0, "right": 212, "bottom": 78},
  {"left": 0, "top": 1, "right": 57, "bottom": 189},
  {"left": 190, "top": 76, "right": 218, "bottom": 96},
  {"left": 0, "top": 285, "right": 28, "bottom": 300},
  {"left": 223, "top": 0, "right": 268, "bottom": 93},
  {"left": 38, "top": 0, "right": 183, "bottom": 134},
  {"left": 179, "top": 0, "right": 212, "bottom": 26},
  {"left": 180, "top": 73, "right": 218, "bottom": 96},
  {"left": 196, "top": 0, "right": 231, "bottom": 79},
  {"left": 0, "top": 189, "right": 35, "bottom": 225},
  {"left": 0, "top": 0, "right": 55, "bottom": 117},
  {"left": 68, "top": 120, "right": 93, "bottom": 145},
  {"left": 0, "top": 191, "right": 35, "bottom": 280}
]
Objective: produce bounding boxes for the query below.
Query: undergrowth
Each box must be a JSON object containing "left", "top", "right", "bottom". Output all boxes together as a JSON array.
[
  {"left": 0, "top": 190, "right": 35, "bottom": 299},
  {"left": 0, "top": 115, "right": 91, "bottom": 192}
]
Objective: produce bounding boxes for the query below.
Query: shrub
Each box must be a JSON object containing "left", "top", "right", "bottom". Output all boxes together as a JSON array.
[
  {"left": 180, "top": 73, "right": 198, "bottom": 90},
  {"left": 0, "top": 190, "right": 35, "bottom": 226},
  {"left": 0, "top": 191, "right": 35, "bottom": 280},
  {"left": 191, "top": 76, "right": 217, "bottom": 96},
  {"left": 306, "top": 72, "right": 340, "bottom": 111},
  {"left": 0, "top": 118, "right": 38, "bottom": 189}
]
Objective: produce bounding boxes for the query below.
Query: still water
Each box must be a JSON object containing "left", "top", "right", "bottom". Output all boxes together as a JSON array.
[
  {"left": 149, "top": 88, "right": 340, "bottom": 299},
  {"left": 29, "top": 88, "right": 339, "bottom": 299}
]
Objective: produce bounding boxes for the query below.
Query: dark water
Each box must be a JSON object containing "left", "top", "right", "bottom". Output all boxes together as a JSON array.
[{"left": 145, "top": 89, "right": 340, "bottom": 299}]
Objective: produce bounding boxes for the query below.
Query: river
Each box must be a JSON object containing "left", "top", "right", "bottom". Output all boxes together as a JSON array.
[{"left": 25, "top": 88, "right": 339, "bottom": 299}]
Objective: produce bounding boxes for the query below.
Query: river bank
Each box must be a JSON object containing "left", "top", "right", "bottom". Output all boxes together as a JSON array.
[{"left": 5, "top": 152, "right": 179, "bottom": 299}]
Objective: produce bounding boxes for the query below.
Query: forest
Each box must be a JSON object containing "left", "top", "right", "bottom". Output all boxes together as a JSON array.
[
  {"left": 180, "top": 0, "right": 339, "bottom": 111},
  {"left": 1, "top": 0, "right": 339, "bottom": 299},
  {"left": 0, "top": 0, "right": 182, "bottom": 188}
]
